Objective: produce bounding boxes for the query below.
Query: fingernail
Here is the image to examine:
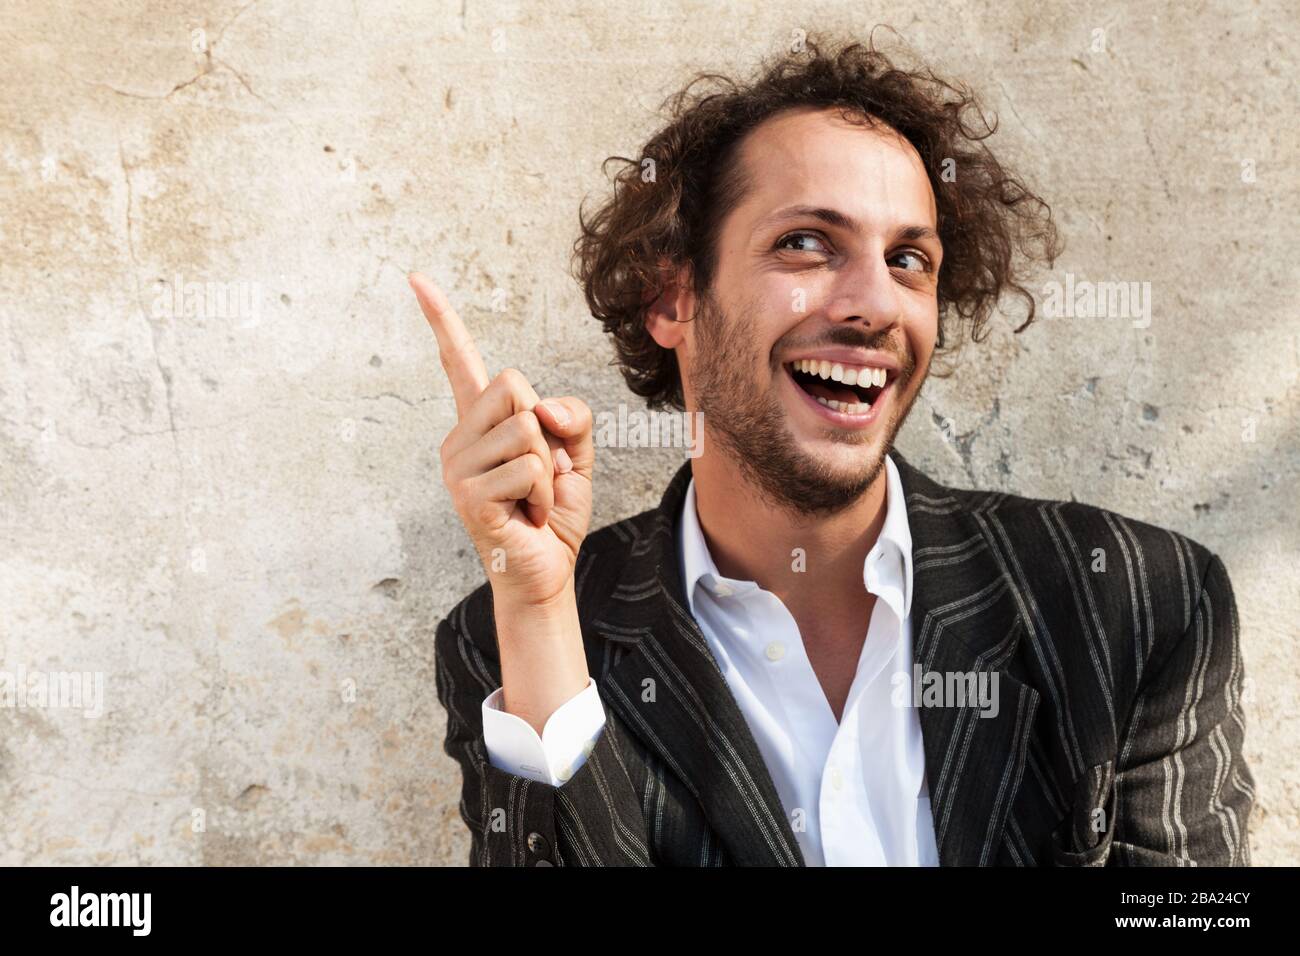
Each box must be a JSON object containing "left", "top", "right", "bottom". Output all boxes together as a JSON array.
[
  {"left": 540, "top": 400, "right": 570, "bottom": 425},
  {"left": 554, "top": 447, "right": 573, "bottom": 473}
]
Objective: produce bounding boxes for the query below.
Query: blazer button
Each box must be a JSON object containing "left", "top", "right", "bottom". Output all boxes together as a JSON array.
[{"left": 527, "top": 831, "right": 550, "bottom": 858}]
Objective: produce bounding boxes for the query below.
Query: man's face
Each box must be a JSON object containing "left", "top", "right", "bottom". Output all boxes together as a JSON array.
[{"left": 677, "top": 106, "right": 942, "bottom": 516}]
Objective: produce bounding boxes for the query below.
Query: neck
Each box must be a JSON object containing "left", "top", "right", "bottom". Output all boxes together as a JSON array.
[{"left": 689, "top": 450, "right": 889, "bottom": 615}]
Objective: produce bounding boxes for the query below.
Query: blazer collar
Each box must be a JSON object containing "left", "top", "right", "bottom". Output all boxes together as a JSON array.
[{"left": 588, "top": 450, "right": 1041, "bottom": 866}]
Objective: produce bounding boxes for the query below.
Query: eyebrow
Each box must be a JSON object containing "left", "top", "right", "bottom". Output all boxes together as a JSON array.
[{"left": 758, "top": 205, "right": 940, "bottom": 245}]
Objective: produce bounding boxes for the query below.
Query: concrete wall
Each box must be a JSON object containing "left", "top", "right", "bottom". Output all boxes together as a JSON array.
[{"left": 1, "top": 1, "right": 1294, "bottom": 864}]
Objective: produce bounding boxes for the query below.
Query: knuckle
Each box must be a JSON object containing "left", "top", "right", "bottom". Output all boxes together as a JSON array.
[
  {"left": 438, "top": 434, "right": 457, "bottom": 469},
  {"left": 515, "top": 408, "right": 541, "bottom": 439},
  {"left": 439, "top": 459, "right": 458, "bottom": 487},
  {"left": 449, "top": 484, "right": 471, "bottom": 521}
]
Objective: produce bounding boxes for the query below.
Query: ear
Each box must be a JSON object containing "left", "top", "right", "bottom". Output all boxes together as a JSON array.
[{"left": 643, "top": 258, "right": 694, "bottom": 349}]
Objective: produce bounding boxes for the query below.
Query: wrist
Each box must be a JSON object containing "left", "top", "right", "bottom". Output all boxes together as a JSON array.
[
  {"left": 492, "top": 585, "right": 589, "bottom": 734},
  {"left": 492, "top": 576, "right": 577, "bottom": 620}
]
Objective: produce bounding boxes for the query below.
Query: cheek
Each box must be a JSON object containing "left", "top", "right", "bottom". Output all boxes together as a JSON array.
[
  {"left": 741, "top": 262, "right": 805, "bottom": 308},
  {"left": 759, "top": 279, "right": 823, "bottom": 345},
  {"left": 895, "top": 310, "right": 937, "bottom": 390},
  {"left": 909, "top": 304, "right": 939, "bottom": 360},
  {"left": 724, "top": 283, "right": 796, "bottom": 361},
  {"left": 771, "top": 275, "right": 826, "bottom": 318},
  {"left": 774, "top": 281, "right": 805, "bottom": 315}
]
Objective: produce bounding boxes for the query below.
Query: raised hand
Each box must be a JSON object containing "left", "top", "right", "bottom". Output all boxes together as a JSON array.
[{"left": 410, "top": 272, "right": 594, "bottom": 610}]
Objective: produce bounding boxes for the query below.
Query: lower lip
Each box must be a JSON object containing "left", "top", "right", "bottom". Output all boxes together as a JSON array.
[{"left": 783, "top": 364, "right": 891, "bottom": 430}]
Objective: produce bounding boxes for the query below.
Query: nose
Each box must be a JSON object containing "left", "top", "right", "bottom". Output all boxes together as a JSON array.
[{"left": 824, "top": 251, "right": 903, "bottom": 333}]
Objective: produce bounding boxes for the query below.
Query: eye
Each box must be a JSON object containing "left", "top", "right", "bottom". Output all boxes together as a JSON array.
[
  {"left": 888, "top": 248, "right": 931, "bottom": 272},
  {"left": 775, "top": 231, "right": 830, "bottom": 254}
]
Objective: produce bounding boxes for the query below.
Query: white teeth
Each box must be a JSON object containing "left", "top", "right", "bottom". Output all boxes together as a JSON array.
[
  {"left": 794, "top": 361, "right": 888, "bottom": 383},
  {"left": 816, "top": 395, "right": 872, "bottom": 415},
  {"left": 792, "top": 360, "right": 890, "bottom": 396}
]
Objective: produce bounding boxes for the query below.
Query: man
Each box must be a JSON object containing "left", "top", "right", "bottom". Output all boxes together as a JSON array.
[{"left": 418, "top": 37, "right": 1254, "bottom": 866}]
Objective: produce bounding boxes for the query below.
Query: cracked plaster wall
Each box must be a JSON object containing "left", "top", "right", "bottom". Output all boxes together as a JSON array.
[{"left": 0, "top": 1, "right": 1295, "bottom": 864}]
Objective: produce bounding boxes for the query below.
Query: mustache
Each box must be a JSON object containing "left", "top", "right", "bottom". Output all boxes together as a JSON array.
[{"left": 781, "top": 326, "right": 916, "bottom": 379}]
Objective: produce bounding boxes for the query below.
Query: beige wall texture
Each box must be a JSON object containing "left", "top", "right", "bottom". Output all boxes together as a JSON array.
[{"left": 1, "top": 0, "right": 1295, "bottom": 865}]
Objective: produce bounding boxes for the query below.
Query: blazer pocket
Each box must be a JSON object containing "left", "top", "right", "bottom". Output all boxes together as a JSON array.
[{"left": 1049, "top": 759, "right": 1117, "bottom": 866}]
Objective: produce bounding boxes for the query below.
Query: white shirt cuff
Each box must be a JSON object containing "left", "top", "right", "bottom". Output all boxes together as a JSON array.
[{"left": 481, "top": 677, "right": 606, "bottom": 786}]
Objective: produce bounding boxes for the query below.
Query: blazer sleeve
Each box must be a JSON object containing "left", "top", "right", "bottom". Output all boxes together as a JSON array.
[
  {"left": 1111, "top": 552, "right": 1255, "bottom": 865},
  {"left": 434, "top": 610, "right": 656, "bottom": 866}
]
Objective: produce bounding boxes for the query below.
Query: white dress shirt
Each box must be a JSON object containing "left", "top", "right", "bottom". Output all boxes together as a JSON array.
[{"left": 480, "top": 454, "right": 939, "bottom": 866}]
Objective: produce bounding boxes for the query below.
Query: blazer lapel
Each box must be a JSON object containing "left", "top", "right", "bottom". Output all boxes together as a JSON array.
[
  {"left": 891, "top": 452, "right": 1043, "bottom": 866},
  {"left": 587, "top": 461, "right": 805, "bottom": 866}
]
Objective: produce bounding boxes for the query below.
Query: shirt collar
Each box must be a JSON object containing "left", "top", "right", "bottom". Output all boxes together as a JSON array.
[{"left": 677, "top": 454, "right": 913, "bottom": 621}]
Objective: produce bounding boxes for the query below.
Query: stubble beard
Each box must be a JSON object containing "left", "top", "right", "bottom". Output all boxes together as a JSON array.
[{"left": 688, "top": 287, "right": 924, "bottom": 518}]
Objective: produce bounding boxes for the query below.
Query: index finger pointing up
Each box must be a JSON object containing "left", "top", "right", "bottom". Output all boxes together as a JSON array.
[{"left": 409, "top": 271, "right": 491, "bottom": 417}]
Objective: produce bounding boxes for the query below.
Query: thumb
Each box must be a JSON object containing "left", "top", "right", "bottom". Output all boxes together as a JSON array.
[{"left": 534, "top": 397, "right": 594, "bottom": 479}]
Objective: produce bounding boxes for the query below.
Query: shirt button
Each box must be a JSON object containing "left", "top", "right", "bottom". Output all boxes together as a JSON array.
[
  {"left": 764, "top": 641, "right": 785, "bottom": 662},
  {"left": 713, "top": 582, "right": 733, "bottom": 597},
  {"left": 527, "top": 831, "right": 551, "bottom": 857},
  {"left": 830, "top": 768, "right": 844, "bottom": 791}
]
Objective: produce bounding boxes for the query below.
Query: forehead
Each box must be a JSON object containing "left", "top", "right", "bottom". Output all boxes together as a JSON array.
[{"left": 730, "top": 106, "right": 937, "bottom": 229}]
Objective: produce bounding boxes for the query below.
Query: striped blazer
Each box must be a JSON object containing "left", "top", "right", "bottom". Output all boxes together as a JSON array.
[{"left": 433, "top": 452, "right": 1254, "bottom": 866}]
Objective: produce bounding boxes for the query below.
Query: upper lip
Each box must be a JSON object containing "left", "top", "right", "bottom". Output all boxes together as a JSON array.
[{"left": 783, "top": 349, "right": 901, "bottom": 378}]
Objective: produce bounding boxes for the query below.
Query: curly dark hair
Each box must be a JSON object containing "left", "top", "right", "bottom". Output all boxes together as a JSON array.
[{"left": 571, "top": 32, "right": 1062, "bottom": 411}]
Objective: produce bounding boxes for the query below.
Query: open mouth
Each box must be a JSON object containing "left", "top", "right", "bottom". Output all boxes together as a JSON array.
[{"left": 783, "top": 359, "right": 891, "bottom": 416}]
